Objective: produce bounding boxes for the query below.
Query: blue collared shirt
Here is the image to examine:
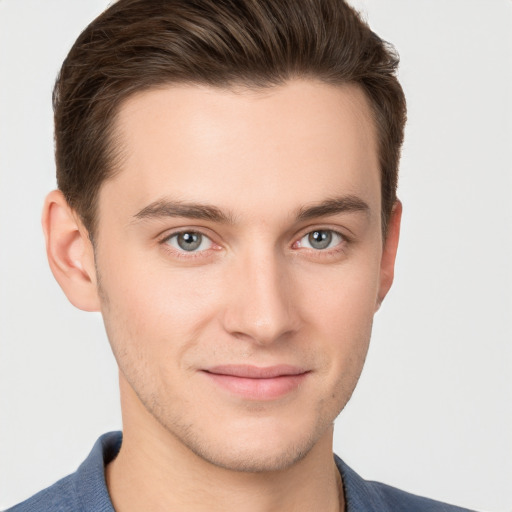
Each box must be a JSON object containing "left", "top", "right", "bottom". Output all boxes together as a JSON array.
[{"left": 5, "top": 432, "right": 475, "bottom": 512}]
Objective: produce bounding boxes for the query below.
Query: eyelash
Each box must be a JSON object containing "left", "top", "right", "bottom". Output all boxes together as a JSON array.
[
  {"left": 159, "top": 230, "right": 219, "bottom": 260},
  {"left": 158, "top": 228, "right": 349, "bottom": 259},
  {"left": 294, "top": 230, "right": 345, "bottom": 252}
]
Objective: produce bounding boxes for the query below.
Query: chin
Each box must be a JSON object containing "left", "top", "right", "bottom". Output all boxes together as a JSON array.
[
  {"left": 186, "top": 434, "right": 316, "bottom": 473},
  {"left": 161, "top": 411, "right": 333, "bottom": 473}
]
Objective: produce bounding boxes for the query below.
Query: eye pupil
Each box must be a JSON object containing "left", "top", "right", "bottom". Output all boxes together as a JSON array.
[
  {"left": 177, "top": 232, "right": 202, "bottom": 251},
  {"left": 308, "top": 230, "right": 332, "bottom": 250}
]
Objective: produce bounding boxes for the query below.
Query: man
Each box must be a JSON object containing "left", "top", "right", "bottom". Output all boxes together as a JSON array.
[{"left": 6, "top": 1, "right": 476, "bottom": 511}]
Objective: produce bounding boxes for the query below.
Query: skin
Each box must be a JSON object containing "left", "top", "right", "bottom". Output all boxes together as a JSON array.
[{"left": 43, "top": 79, "right": 401, "bottom": 512}]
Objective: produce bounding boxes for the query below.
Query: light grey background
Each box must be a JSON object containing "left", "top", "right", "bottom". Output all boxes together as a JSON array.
[{"left": 0, "top": 1, "right": 511, "bottom": 510}]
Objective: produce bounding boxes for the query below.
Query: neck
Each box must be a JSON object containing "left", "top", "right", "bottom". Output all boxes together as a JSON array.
[{"left": 106, "top": 377, "right": 344, "bottom": 512}]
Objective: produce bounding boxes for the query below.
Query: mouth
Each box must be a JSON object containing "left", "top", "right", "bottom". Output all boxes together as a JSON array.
[{"left": 201, "top": 365, "right": 310, "bottom": 400}]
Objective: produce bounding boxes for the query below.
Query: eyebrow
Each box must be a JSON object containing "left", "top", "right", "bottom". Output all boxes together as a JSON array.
[
  {"left": 133, "top": 199, "right": 235, "bottom": 224},
  {"left": 132, "top": 194, "right": 370, "bottom": 225},
  {"left": 296, "top": 195, "right": 370, "bottom": 221}
]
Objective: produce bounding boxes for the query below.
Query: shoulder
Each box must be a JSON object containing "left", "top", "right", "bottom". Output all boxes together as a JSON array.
[
  {"left": 365, "top": 480, "right": 476, "bottom": 512},
  {"left": 4, "top": 432, "right": 121, "bottom": 512},
  {"left": 334, "top": 454, "right": 476, "bottom": 512},
  {"left": 4, "top": 474, "right": 79, "bottom": 512}
]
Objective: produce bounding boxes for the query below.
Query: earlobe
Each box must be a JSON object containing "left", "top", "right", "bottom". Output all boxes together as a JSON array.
[
  {"left": 376, "top": 200, "right": 402, "bottom": 310},
  {"left": 42, "top": 190, "right": 101, "bottom": 312}
]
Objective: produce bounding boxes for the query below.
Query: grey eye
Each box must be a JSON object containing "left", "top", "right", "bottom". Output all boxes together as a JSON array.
[
  {"left": 166, "top": 231, "right": 212, "bottom": 252},
  {"left": 300, "top": 230, "right": 343, "bottom": 250},
  {"left": 308, "top": 230, "right": 332, "bottom": 249},
  {"left": 177, "top": 232, "right": 202, "bottom": 251}
]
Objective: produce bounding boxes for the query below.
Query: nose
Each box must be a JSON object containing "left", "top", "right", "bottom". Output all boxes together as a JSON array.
[{"left": 221, "top": 250, "right": 300, "bottom": 346}]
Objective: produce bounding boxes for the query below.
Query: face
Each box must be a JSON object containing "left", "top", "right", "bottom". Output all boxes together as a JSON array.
[{"left": 92, "top": 80, "right": 397, "bottom": 471}]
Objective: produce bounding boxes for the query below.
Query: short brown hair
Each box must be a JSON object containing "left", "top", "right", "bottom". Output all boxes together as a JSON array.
[{"left": 54, "top": 0, "right": 406, "bottom": 239}]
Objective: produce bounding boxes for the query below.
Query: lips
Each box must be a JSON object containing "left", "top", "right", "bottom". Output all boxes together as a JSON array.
[{"left": 201, "top": 365, "right": 309, "bottom": 400}]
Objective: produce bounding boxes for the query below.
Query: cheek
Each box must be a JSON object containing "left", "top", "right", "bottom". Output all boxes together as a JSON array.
[
  {"left": 299, "top": 256, "right": 381, "bottom": 327},
  {"left": 295, "top": 256, "right": 380, "bottom": 375},
  {"left": 96, "top": 248, "right": 224, "bottom": 362}
]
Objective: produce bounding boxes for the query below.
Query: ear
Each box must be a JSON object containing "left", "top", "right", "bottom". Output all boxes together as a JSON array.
[
  {"left": 42, "top": 190, "right": 101, "bottom": 312},
  {"left": 376, "top": 200, "right": 402, "bottom": 310}
]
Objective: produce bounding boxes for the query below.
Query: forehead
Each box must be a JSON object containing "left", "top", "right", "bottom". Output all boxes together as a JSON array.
[{"left": 101, "top": 79, "right": 380, "bottom": 222}]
